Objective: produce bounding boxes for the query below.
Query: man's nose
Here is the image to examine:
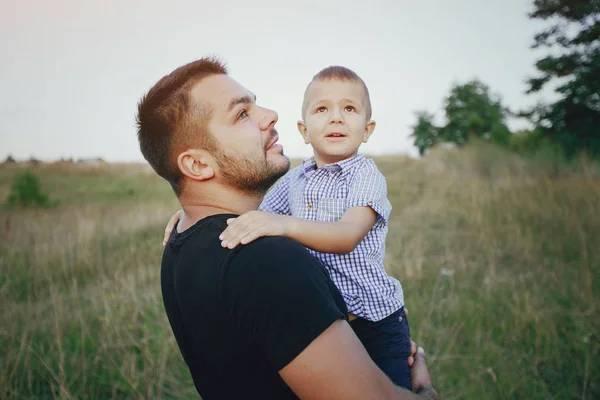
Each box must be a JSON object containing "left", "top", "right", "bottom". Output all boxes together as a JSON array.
[{"left": 259, "top": 107, "right": 278, "bottom": 130}]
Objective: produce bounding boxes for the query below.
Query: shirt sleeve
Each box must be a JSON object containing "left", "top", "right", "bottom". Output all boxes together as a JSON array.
[
  {"left": 346, "top": 159, "right": 392, "bottom": 224},
  {"left": 258, "top": 172, "right": 292, "bottom": 215},
  {"left": 221, "top": 237, "right": 347, "bottom": 371}
]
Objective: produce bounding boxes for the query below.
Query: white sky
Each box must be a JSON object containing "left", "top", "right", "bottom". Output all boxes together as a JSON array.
[{"left": 0, "top": 0, "right": 553, "bottom": 162}]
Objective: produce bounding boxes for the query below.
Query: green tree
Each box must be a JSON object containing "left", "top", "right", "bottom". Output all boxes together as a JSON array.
[
  {"left": 410, "top": 80, "right": 511, "bottom": 155},
  {"left": 524, "top": 0, "right": 600, "bottom": 158},
  {"left": 410, "top": 111, "right": 441, "bottom": 156},
  {"left": 7, "top": 171, "right": 50, "bottom": 208},
  {"left": 443, "top": 80, "right": 511, "bottom": 146}
]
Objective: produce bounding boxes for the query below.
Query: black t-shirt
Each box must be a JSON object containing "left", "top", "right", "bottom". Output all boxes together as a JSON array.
[{"left": 161, "top": 214, "right": 348, "bottom": 399}]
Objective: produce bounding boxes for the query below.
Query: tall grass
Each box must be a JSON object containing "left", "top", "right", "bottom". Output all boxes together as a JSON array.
[
  {"left": 382, "top": 142, "right": 599, "bottom": 399},
  {"left": 1, "top": 145, "right": 598, "bottom": 399},
  {"left": 0, "top": 164, "right": 193, "bottom": 399}
]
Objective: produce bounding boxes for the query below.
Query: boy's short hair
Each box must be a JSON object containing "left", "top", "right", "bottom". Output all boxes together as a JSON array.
[{"left": 302, "top": 66, "right": 372, "bottom": 120}]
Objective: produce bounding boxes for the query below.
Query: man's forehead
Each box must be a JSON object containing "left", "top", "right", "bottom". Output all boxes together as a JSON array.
[{"left": 190, "top": 75, "right": 254, "bottom": 111}]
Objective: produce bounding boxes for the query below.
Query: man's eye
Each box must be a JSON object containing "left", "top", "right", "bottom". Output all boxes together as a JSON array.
[{"left": 238, "top": 110, "right": 248, "bottom": 120}]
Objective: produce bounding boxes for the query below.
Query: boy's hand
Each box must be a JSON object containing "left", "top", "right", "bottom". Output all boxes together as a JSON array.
[
  {"left": 163, "top": 210, "right": 183, "bottom": 247},
  {"left": 220, "top": 211, "right": 291, "bottom": 249}
]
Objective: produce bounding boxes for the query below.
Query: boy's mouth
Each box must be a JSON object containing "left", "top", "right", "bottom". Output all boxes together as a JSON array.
[{"left": 326, "top": 132, "right": 346, "bottom": 138}]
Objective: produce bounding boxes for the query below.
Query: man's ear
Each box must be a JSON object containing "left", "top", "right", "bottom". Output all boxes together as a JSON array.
[
  {"left": 362, "top": 120, "right": 376, "bottom": 143},
  {"left": 297, "top": 120, "right": 310, "bottom": 144},
  {"left": 176, "top": 149, "right": 214, "bottom": 182}
]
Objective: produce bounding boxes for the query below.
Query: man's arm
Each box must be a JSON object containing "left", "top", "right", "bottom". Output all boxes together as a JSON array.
[
  {"left": 219, "top": 207, "right": 376, "bottom": 253},
  {"left": 280, "top": 319, "right": 437, "bottom": 400}
]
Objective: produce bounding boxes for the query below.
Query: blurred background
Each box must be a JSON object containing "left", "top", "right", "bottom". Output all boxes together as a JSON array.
[{"left": 1, "top": 0, "right": 598, "bottom": 399}]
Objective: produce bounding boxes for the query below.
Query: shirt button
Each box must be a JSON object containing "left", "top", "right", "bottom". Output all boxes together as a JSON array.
[{"left": 306, "top": 204, "right": 312, "bottom": 210}]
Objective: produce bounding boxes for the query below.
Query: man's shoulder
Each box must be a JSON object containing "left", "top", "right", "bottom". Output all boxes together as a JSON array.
[
  {"left": 221, "top": 236, "right": 336, "bottom": 310},
  {"left": 168, "top": 214, "right": 232, "bottom": 246},
  {"left": 161, "top": 215, "right": 235, "bottom": 280},
  {"left": 225, "top": 236, "right": 327, "bottom": 282},
  {"left": 232, "top": 236, "right": 315, "bottom": 266}
]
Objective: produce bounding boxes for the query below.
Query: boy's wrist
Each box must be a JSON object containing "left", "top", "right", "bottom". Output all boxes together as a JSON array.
[{"left": 282, "top": 215, "right": 298, "bottom": 239}]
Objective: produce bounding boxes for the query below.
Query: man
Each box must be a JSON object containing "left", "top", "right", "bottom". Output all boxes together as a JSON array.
[{"left": 136, "top": 56, "right": 438, "bottom": 399}]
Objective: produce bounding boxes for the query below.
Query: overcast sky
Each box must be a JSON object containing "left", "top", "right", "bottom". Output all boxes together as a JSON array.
[{"left": 0, "top": 0, "right": 553, "bottom": 162}]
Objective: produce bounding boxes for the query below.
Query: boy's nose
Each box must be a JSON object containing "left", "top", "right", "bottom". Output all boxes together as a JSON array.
[{"left": 329, "top": 109, "right": 343, "bottom": 124}]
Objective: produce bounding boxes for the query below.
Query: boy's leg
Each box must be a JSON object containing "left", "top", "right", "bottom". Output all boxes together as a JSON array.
[{"left": 349, "top": 307, "right": 412, "bottom": 389}]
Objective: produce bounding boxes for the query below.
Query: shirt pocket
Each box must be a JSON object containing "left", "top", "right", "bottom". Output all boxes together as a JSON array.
[{"left": 316, "top": 197, "right": 346, "bottom": 222}]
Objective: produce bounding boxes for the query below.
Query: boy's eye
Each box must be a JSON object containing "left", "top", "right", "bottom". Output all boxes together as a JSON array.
[
  {"left": 316, "top": 106, "right": 327, "bottom": 113},
  {"left": 345, "top": 106, "right": 356, "bottom": 112}
]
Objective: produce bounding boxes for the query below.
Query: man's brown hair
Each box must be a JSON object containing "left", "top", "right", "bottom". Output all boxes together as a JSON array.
[
  {"left": 302, "top": 66, "right": 372, "bottom": 120},
  {"left": 136, "top": 56, "right": 227, "bottom": 195}
]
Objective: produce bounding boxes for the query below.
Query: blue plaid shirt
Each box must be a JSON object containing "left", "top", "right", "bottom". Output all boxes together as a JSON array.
[{"left": 259, "top": 154, "right": 404, "bottom": 322}]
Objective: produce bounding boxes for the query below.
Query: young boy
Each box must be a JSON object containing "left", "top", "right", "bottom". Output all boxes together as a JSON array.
[{"left": 164, "top": 66, "right": 412, "bottom": 389}]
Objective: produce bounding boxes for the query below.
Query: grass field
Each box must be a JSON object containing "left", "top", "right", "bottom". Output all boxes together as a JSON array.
[{"left": 1, "top": 142, "right": 599, "bottom": 399}]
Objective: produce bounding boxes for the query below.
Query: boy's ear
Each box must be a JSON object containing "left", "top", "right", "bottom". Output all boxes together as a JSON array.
[
  {"left": 297, "top": 120, "right": 310, "bottom": 144},
  {"left": 363, "top": 120, "right": 376, "bottom": 143},
  {"left": 176, "top": 149, "right": 215, "bottom": 182}
]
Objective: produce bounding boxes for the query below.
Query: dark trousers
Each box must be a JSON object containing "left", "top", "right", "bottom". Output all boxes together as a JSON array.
[{"left": 349, "top": 307, "right": 412, "bottom": 390}]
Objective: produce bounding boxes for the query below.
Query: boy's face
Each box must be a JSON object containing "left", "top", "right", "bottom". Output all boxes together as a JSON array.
[{"left": 298, "top": 79, "right": 375, "bottom": 167}]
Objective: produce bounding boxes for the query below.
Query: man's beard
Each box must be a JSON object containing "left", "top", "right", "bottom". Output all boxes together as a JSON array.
[{"left": 211, "top": 130, "right": 290, "bottom": 196}]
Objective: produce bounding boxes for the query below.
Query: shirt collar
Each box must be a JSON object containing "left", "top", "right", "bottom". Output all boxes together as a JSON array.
[{"left": 301, "top": 154, "right": 365, "bottom": 177}]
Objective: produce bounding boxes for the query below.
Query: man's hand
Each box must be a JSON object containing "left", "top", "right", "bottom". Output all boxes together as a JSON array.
[
  {"left": 163, "top": 210, "right": 183, "bottom": 247},
  {"left": 411, "top": 347, "right": 438, "bottom": 399},
  {"left": 220, "top": 211, "right": 292, "bottom": 249},
  {"left": 408, "top": 339, "right": 416, "bottom": 367}
]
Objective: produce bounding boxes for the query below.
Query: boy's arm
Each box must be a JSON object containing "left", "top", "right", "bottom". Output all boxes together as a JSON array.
[
  {"left": 288, "top": 207, "right": 377, "bottom": 253},
  {"left": 220, "top": 207, "right": 376, "bottom": 254},
  {"left": 221, "top": 160, "right": 391, "bottom": 254}
]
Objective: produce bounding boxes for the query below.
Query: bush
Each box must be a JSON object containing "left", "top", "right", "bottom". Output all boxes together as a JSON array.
[
  {"left": 508, "top": 130, "right": 570, "bottom": 167},
  {"left": 7, "top": 171, "right": 51, "bottom": 208},
  {"left": 508, "top": 129, "right": 542, "bottom": 154}
]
